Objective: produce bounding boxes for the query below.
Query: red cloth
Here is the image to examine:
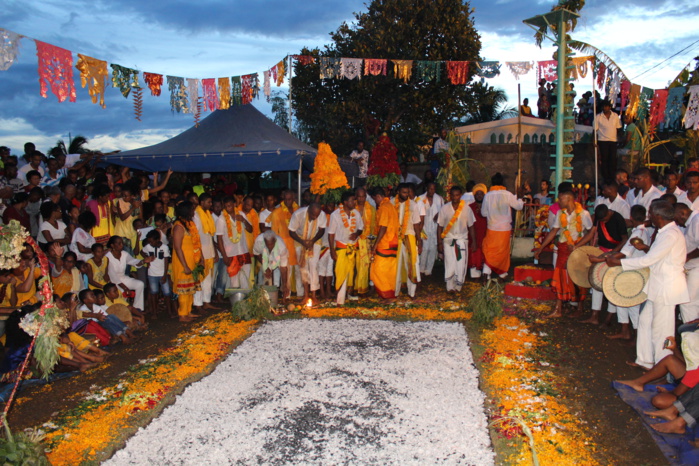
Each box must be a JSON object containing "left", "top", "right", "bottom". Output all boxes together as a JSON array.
[
  {"left": 551, "top": 242, "right": 587, "bottom": 302},
  {"left": 468, "top": 202, "right": 487, "bottom": 269},
  {"left": 682, "top": 368, "right": 699, "bottom": 388},
  {"left": 81, "top": 321, "right": 112, "bottom": 346},
  {"left": 2, "top": 206, "right": 31, "bottom": 231}
]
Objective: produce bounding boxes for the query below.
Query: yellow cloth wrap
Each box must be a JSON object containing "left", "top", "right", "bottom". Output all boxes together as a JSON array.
[
  {"left": 52, "top": 269, "right": 73, "bottom": 298},
  {"left": 172, "top": 222, "right": 201, "bottom": 298},
  {"left": 204, "top": 257, "right": 215, "bottom": 280},
  {"left": 178, "top": 293, "right": 194, "bottom": 317},
  {"left": 58, "top": 344, "right": 73, "bottom": 360},
  {"left": 356, "top": 238, "right": 371, "bottom": 294},
  {"left": 92, "top": 201, "right": 113, "bottom": 244},
  {"left": 270, "top": 207, "right": 297, "bottom": 266},
  {"left": 245, "top": 209, "right": 260, "bottom": 252},
  {"left": 68, "top": 332, "right": 91, "bottom": 351},
  {"left": 196, "top": 206, "right": 216, "bottom": 235},
  {"left": 359, "top": 203, "right": 376, "bottom": 239},
  {"left": 16, "top": 268, "right": 40, "bottom": 305},
  {"left": 482, "top": 229, "right": 512, "bottom": 276},
  {"left": 87, "top": 258, "right": 108, "bottom": 290},
  {"left": 398, "top": 235, "right": 418, "bottom": 284},
  {"left": 334, "top": 243, "right": 357, "bottom": 291},
  {"left": 371, "top": 246, "right": 397, "bottom": 299},
  {"left": 114, "top": 199, "right": 138, "bottom": 248}
]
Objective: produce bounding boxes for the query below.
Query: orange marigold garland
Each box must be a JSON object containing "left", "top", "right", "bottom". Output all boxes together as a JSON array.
[
  {"left": 340, "top": 206, "right": 357, "bottom": 233},
  {"left": 310, "top": 142, "right": 349, "bottom": 204},
  {"left": 559, "top": 202, "right": 584, "bottom": 246},
  {"left": 440, "top": 200, "right": 464, "bottom": 238},
  {"left": 224, "top": 209, "right": 242, "bottom": 244}
]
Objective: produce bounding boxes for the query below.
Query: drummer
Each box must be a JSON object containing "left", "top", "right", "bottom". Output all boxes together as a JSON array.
[
  {"left": 579, "top": 204, "right": 628, "bottom": 325},
  {"left": 589, "top": 205, "right": 649, "bottom": 340},
  {"left": 605, "top": 201, "right": 688, "bottom": 370},
  {"left": 534, "top": 190, "right": 593, "bottom": 318}
]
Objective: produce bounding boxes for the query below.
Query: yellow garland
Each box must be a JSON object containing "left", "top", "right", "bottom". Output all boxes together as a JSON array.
[
  {"left": 195, "top": 205, "right": 216, "bottom": 236},
  {"left": 339, "top": 205, "right": 358, "bottom": 233},
  {"left": 559, "top": 202, "right": 584, "bottom": 246},
  {"left": 224, "top": 209, "right": 242, "bottom": 244},
  {"left": 394, "top": 197, "right": 412, "bottom": 241},
  {"left": 441, "top": 200, "right": 465, "bottom": 239}
]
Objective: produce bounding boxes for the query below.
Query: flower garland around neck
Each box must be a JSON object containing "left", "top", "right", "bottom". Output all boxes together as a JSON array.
[
  {"left": 394, "top": 197, "right": 412, "bottom": 241},
  {"left": 560, "top": 202, "right": 584, "bottom": 246},
  {"left": 224, "top": 208, "right": 242, "bottom": 244},
  {"left": 441, "top": 200, "right": 464, "bottom": 239},
  {"left": 183, "top": 219, "right": 201, "bottom": 256},
  {"left": 340, "top": 205, "right": 357, "bottom": 233},
  {"left": 281, "top": 201, "right": 298, "bottom": 218}
]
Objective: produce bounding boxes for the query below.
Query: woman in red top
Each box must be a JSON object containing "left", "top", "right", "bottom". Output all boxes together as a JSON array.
[{"left": 2, "top": 193, "right": 31, "bottom": 231}]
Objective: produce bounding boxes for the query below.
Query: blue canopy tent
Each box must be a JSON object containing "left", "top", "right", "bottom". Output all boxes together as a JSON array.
[{"left": 103, "top": 104, "right": 317, "bottom": 198}]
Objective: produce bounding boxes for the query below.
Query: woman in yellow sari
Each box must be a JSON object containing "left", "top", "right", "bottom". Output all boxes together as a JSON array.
[{"left": 172, "top": 202, "right": 203, "bottom": 322}]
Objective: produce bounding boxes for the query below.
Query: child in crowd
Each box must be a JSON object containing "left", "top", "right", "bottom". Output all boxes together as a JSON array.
[
  {"left": 103, "top": 282, "right": 147, "bottom": 329},
  {"left": 142, "top": 229, "right": 175, "bottom": 318},
  {"left": 78, "top": 289, "right": 133, "bottom": 345},
  {"left": 87, "top": 243, "right": 110, "bottom": 290}
]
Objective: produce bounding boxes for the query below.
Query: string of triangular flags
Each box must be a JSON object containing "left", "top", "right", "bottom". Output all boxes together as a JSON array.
[{"left": 0, "top": 27, "right": 314, "bottom": 124}]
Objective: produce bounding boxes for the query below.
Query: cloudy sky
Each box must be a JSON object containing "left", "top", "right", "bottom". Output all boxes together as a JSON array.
[{"left": 0, "top": 0, "right": 697, "bottom": 155}]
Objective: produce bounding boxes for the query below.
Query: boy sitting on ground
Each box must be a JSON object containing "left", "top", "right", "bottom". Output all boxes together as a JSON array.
[
  {"left": 103, "top": 282, "right": 147, "bottom": 329},
  {"left": 78, "top": 289, "right": 133, "bottom": 345}
]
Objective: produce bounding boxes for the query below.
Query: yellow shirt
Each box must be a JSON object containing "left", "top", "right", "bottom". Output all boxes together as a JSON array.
[
  {"left": 106, "top": 296, "right": 129, "bottom": 307},
  {"left": 87, "top": 258, "right": 109, "bottom": 290},
  {"left": 16, "top": 268, "right": 42, "bottom": 305}
]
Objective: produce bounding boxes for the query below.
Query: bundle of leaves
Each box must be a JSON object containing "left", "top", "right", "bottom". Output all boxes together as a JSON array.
[
  {"left": 230, "top": 286, "right": 274, "bottom": 321},
  {"left": 468, "top": 279, "right": 503, "bottom": 325},
  {"left": 191, "top": 264, "right": 205, "bottom": 283},
  {"left": 0, "top": 421, "right": 49, "bottom": 466},
  {"left": 19, "top": 305, "right": 68, "bottom": 379}
]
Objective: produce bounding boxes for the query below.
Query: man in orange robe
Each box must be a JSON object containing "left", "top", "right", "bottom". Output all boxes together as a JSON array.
[{"left": 369, "top": 186, "right": 399, "bottom": 299}]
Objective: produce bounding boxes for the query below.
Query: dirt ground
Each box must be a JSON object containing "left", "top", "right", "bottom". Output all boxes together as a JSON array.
[{"left": 4, "top": 268, "right": 668, "bottom": 465}]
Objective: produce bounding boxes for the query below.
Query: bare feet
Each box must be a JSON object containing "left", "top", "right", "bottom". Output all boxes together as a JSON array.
[
  {"left": 644, "top": 406, "right": 678, "bottom": 421},
  {"left": 626, "top": 361, "right": 649, "bottom": 370},
  {"left": 179, "top": 315, "right": 194, "bottom": 322},
  {"left": 578, "top": 316, "right": 600, "bottom": 324},
  {"left": 651, "top": 417, "right": 687, "bottom": 435},
  {"left": 615, "top": 380, "right": 644, "bottom": 392},
  {"left": 607, "top": 332, "right": 631, "bottom": 340},
  {"left": 545, "top": 305, "right": 563, "bottom": 318},
  {"left": 203, "top": 303, "right": 216, "bottom": 310},
  {"left": 189, "top": 313, "right": 201, "bottom": 318},
  {"left": 79, "top": 363, "right": 98, "bottom": 372}
]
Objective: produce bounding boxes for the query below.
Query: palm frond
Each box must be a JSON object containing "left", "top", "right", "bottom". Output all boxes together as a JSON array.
[
  {"left": 569, "top": 40, "right": 628, "bottom": 80},
  {"left": 68, "top": 135, "right": 89, "bottom": 154}
]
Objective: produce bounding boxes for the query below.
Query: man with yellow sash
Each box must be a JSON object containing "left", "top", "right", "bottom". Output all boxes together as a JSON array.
[
  {"left": 393, "top": 183, "right": 422, "bottom": 298},
  {"left": 288, "top": 202, "right": 326, "bottom": 302},
  {"left": 329, "top": 191, "right": 364, "bottom": 305},
  {"left": 355, "top": 187, "right": 376, "bottom": 295},
  {"left": 269, "top": 190, "right": 302, "bottom": 298},
  {"left": 240, "top": 195, "right": 260, "bottom": 285},
  {"left": 370, "top": 186, "right": 398, "bottom": 300},
  {"left": 481, "top": 172, "right": 524, "bottom": 279},
  {"left": 437, "top": 186, "right": 476, "bottom": 292},
  {"left": 216, "top": 196, "right": 251, "bottom": 289},
  {"left": 192, "top": 193, "right": 217, "bottom": 310}
]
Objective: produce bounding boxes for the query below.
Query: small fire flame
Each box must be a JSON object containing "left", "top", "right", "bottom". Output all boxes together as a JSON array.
[{"left": 306, "top": 298, "right": 313, "bottom": 308}]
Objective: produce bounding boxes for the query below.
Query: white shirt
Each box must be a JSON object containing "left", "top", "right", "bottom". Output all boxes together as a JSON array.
[
  {"left": 684, "top": 211, "right": 699, "bottom": 270},
  {"left": 193, "top": 210, "right": 216, "bottom": 260},
  {"left": 38, "top": 220, "right": 67, "bottom": 244},
  {"left": 393, "top": 199, "right": 422, "bottom": 236},
  {"left": 327, "top": 208, "right": 364, "bottom": 245},
  {"left": 553, "top": 208, "right": 594, "bottom": 243},
  {"left": 667, "top": 187, "right": 686, "bottom": 198},
  {"left": 64, "top": 154, "right": 83, "bottom": 169},
  {"left": 288, "top": 207, "right": 327, "bottom": 240},
  {"left": 437, "top": 201, "right": 476, "bottom": 240},
  {"left": 399, "top": 173, "right": 422, "bottom": 185},
  {"left": 106, "top": 250, "right": 141, "bottom": 285},
  {"left": 215, "top": 213, "right": 249, "bottom": 258},
  {"left": 595, "top": 194, "right": 630, "bottom": 219},
  {"left": 259, "top": 209, "right": 272, "bottom": 227},
  {"left": 79, "top": 303, "right": 108, "bottom": 322},
  {"left": 71, "top": 227, "right": 95, "bottom": 262},
  {"left": 349, "top": 150, "right": 369, "bottom": 178},
  {"left": 142, "top": 243, "right": 170, "bottom": 277},
  {"left": 252, "top": 233, "right": 289, "bottom": 269},
  {"left": 481, "top": 189, "right": 524, "bottom": 231},
  {"left": 433, "top": 138, "right": 449, "bottom": 154},
  {"left": 621, "top": 222, "right": 689, "bottom": 305},
  {"left": 678, "top": 192, "right": 699, "bottom": 211},
  {"left": 631, "top": 185, "right": 662, "bottom": 218},
  {"left": 18, "top": 164, "right": 45, "bottom": 181},
  {"left": 620, "top": 224, "right": 651, "bottom": 259},
  {"left": 594, "top": 111, "right": 621, "bottom": 142},
  {"left": 417, "top": 194, "right": 444, "bottom": 236},
  {"left": 461, "top": 192, "right": 475, "bottom": 204}
]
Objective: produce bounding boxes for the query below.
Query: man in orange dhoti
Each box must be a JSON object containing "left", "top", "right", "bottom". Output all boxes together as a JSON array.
[
  {"left": 481, "top": 173, "right": 524, "bottom": 279},
  {"left": 269, "top": 190, "right": 302, "bottom": 298},
  {"left": 370, "top": 186, "right": 399, "bottom": 300},
  {"left": 534, "top": 190, "right": 593, "bottom": 317}
]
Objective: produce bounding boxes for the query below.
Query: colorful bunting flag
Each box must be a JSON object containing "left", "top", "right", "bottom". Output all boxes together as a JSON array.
[
  {"left": 275, "top": 60, "right": 285, "bottom": 86},
  {"left": 505, "top": 61, "right": 533, "bottom": 81},
  {"left": 341, "top": 58, "right": 362, "bottom": 80},
  {"left": 231, "top": 76, "right": 242, "bottom": 106},
  {"left": 620, "top": 79, "right": 631, "bottom": 110},
  {"left": 537, "top": 60, "right": 557, "bottom": 83},
  {"left": 76, "top": 54, "right": 108, "bottom": 108},
  {"left": 392, "top": 60, "right": 413, "bottom": 83},
  {"left": 684, "top": 85, "right": 699, "bottom": 130},
  {"left": 446, "top": 61, "right": 469, "bottom": 85},
  {"left": 626, "top": 84, "right": 641, "bottom": 119},
  {"left": 608, "top": 73, "right": 620, "bottom": 106},
  {"left": 144, "top": 72, "right": 163, "bottom": 96},
  {"left": 415, "top": 61, "right": 441, "bottom": 82},
  {"left": 637, "top": 87, "right": 654, "bottom": 122},
  {"left": 476, "top": 61, "right": 500, "bottom": 79},
  {"left": 111, "top": 64, "right": 140, "bottom": 98},
  {"left": 263, "top": 70, "right": 271, "bottom": 99},
  {"left": 320, "top": 57, "right": 341, "bottom": 79},
  {"left": 166, "top": 76, "right": 188, "bottom": 113},
  {"left": 292, "top": 55, "right": 315, "bottom": 66},
  {"left": 0, "top": 29, "right": 21, "bottom": 71},
  {"left": 664, "top": 86, "right": 685, "bottom": 130},
  {"left": 218, "top": 77, "right": 231, "bottom": 109},
  {"left": 649, "top": 89, "right": 668, "bottom": 131},
  {"left": 36, "top": 41, "right": 76, "bottom": 103},
  {"left": 241, "top": 74, "right": 254, "bottom": 105},
  {"left": 364, "top": 59, "right": 387, "bottom": 76},
  {"left": 201, "top": 78, "right": 219, "bottom": 112},
  {"left": 186, "top": 78, "right": 199, "bottom": 115},
  {"left": 596, "top": 62, "right": 606, "bottom": 89}
]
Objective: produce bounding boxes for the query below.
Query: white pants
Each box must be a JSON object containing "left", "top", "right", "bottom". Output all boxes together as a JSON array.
[
  {"left": 591, "top": 289, "right": 617, "bottom": 314},
  {"left": 420, "top": 237, "right": 438, "bottom": 275},
  {"left": 120, "top": 275, "right": 145, "bottom": 311},
  {"left": 617, "top": 304, "right": 640, "bottom": 329},
  {"left": 483, "top": 263, "right": 507, "bottom": 279},
  {"left": 296, "top": 245, "right": 321, "bottom": 292},
  {"left": 229, "top": 263, "right": 251, "bottom": 290},
  {"left": 396, "top": 240, "right": 419, "bottom": 298},
  {"left": 318, "top": 249, "right": 334, "bottom": 277},
  {"left": 470, "top": 267, "right": 482, "bottom": 278},
  {"left": 636, "top": 300, "right": 676, "bottom": 369},
  {"left": 680, "top": 268, "right": 699, "bottom": 323},
  {"left": 285, "top": 265, "right": 304, "bottom": 297},
  {"left": 443, "top": 238, "right": 468, "bottom": 292},
  {"left": 194, "top": 267, "right": 214, "bottom": 306}
]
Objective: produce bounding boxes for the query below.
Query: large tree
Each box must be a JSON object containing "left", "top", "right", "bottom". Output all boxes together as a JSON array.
[{"left": 292, "top": 0, "right": 482, "bottom": 157}]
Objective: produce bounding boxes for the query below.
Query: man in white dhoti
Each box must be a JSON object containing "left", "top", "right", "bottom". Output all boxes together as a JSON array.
[
  {"left": 417, "top": 182, "right": 444, "bottom": 277},
  {"left": 605, "top": 201, "right": 689, "bottom": 369},
  {"left": 437, "top": 185, "right": 476, "bottom": 292},
  {"left": 288, "top": 203, "right": 326, "bottom": 302}
]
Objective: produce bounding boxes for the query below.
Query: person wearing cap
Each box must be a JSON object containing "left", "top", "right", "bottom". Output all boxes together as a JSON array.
[
  {"left": 605, "top": 200, "right": 688, "bottom": 369},
  {"left": 467, "top": 184, "right": 488, "bottom": 278},
  {"left": 481, "top": 173, "right": 524, "bottom": 280},
  {"left": 437, "top": 185, "right": 476, "bottom": 292}
]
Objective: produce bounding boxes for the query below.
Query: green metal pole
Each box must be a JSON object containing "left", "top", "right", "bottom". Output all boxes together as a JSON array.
[{"left": 555, "top": 15, "right": 567, "bottom": 190}]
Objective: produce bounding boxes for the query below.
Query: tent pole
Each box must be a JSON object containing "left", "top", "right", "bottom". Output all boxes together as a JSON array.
[
  {"left": 297, "top": 157, "right": 302, "bottom": 204},
  {"left": 288, "top": 54, "right": 293, "bottom": 134},
  {"left": 593, "top": 63, "right": 598, "bottom": 197}
]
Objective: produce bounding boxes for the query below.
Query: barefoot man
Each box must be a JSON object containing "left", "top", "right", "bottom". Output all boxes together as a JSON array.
[
  {"left": 437, "top": 185, "right": 476, "bottom": 293},
  {"left": 605, "top": 200, "right": 688, "bottom": 369},
  {"left": 288, "top": 202, "right": 327, "bottom": 303},
  {"left": 394, "top": 183, "right": 422, "bottom": 298},
  {"left": 534, "top": 190, "right": 593, "bottom": 318},
  {"left": 355, "top": 187, "right": 376, "bottom": 295},
  {"left": 328, "top": 191, "right": 364, "bottom": 305},
  {"left": 193, "top": 193, "right": 217, "bottom": 311},
  {"left": 370, "top": 186, "right": 399, "bottom": 300}
]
